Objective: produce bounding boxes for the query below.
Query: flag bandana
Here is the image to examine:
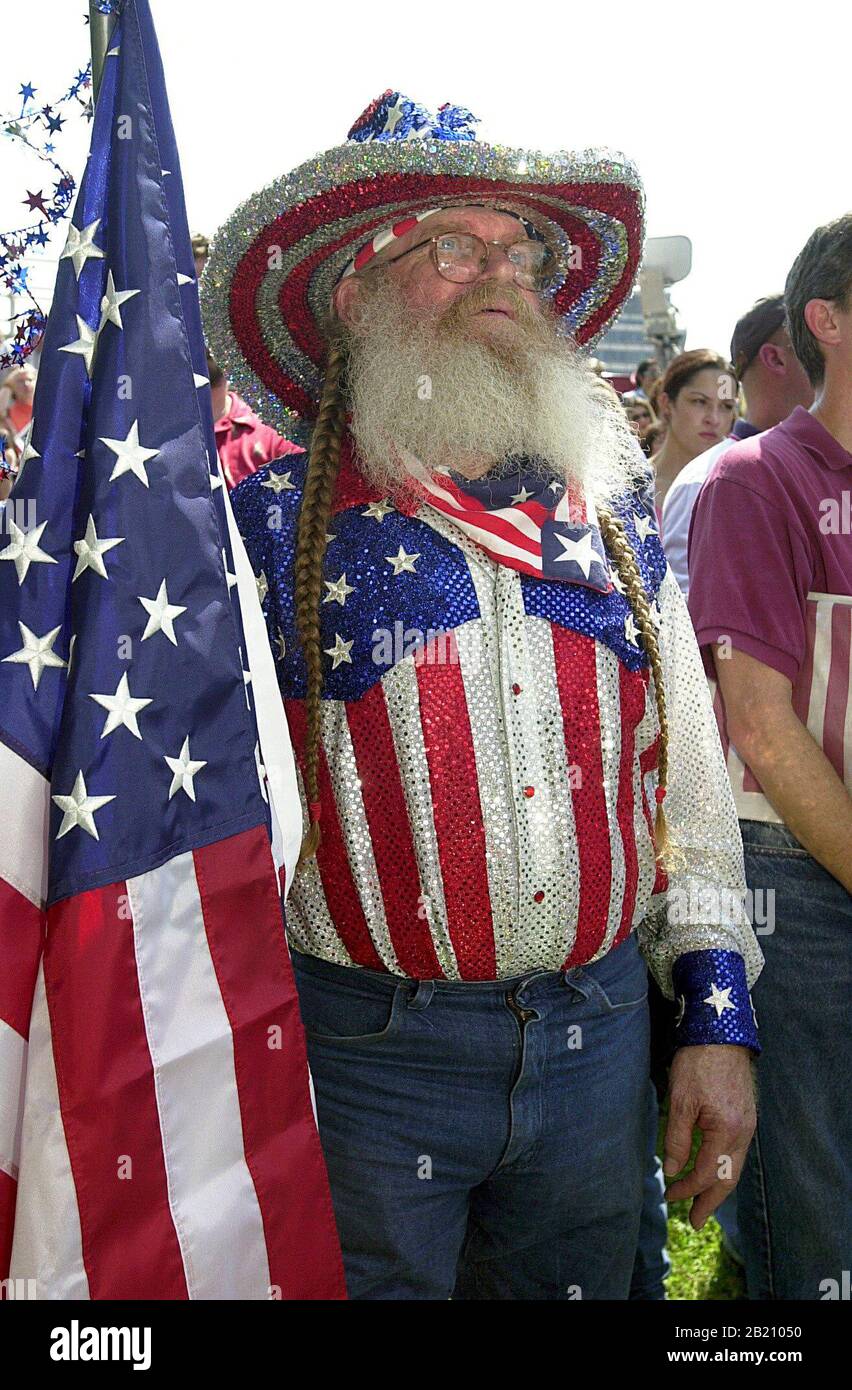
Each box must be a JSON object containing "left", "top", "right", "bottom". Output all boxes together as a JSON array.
[{"left": 396, "top": 446, "right": 613, "bottom": 592}]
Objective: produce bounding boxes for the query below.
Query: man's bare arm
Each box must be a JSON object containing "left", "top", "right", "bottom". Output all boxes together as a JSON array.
[{"left": 713, "top": 643, "right": 852, "bottom": 891}]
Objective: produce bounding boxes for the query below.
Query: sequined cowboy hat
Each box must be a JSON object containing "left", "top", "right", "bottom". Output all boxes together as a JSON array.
[{"left": 201, "top": 90, "right": 646, "bottom": 435}]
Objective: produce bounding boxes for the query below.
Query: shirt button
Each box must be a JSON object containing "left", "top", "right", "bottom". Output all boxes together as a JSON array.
[
  {"left": 523, "top": 785, "right": 535, "bottom": 797},
  {"left": 512, "top": 683, "right": 522, "bottom": 694},
  {"left": 533, "top": 890, "right": 545, "bottom": 903}
]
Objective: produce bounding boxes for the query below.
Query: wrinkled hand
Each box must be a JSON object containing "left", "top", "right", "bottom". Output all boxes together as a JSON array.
[{"left": 663, "top": 1044, "right": 756, "bottom": 1230}]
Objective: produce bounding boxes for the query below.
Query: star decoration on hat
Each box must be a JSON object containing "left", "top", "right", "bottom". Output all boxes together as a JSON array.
[
  {"left": 89, "top": 672, "right": 153, "bottom": 740},
  {"left": 164, "top": 736, "right": 207, "bottom": 802},
  {"left": 261, "top": 469, "right": 297, "bottom": 494},
  {"left": 52, "top": 771, "right": 115, "bottom": 840},
  {"left": 704, "top": 982, "right": 736, "bottom": 1018},
  {"left": 362, "top": 498, "right": 395, "bottom": 522},
  {"left": 59, "top": 217, "right": 105, "bottom": 279},
  {"left": 386, "top": 545, "right": 420, "bottom": 576},
  {"left": 72, "top": 515, "right": 124, "bottom": 581},
  {"left": 138, "top": 579, "right": 187, "bottom": 644},
  {"left": 323, "top": 573, "right": 355, "bottom": 606},
  {"left": 324, "top": 633, "right": 353, "bottom": 669},
  {"left": 633, "top": 511, "right": 655, "bottom": 543},
  {"left": 98, "top": 269, "right": 140, "bottom": 333},
  {"left": 0, "top": 518, "right": 56, "bottom": 584},
  {"left": 100, "top": 420, "right": 160, "bottom": 487},
  {"left": 2, "top": 621, "right": 66, "bottom": 689},
  {"left": 553, "top": 529, "right": 596, "bottom": 579},
  {"left": 59, "top": 314, "right": 99, "bottom": 377}
]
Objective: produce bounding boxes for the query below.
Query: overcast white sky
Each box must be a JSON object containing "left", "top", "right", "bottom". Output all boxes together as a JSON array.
[{"left": 2, "top": 0, "right": 849, "bottom": 357}]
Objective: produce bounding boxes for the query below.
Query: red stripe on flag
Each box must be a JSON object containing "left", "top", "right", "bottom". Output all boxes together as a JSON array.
[
  {"left": 194, "top": 827, "right": 346, "bottom": 1301},
  {"left": 0, "top": 1169, "right": 16, "bottom": 1286},
  {"left": 44, "top": 882, "right": 188, "bottom": 1300},
  {"left": 426, "top": 486, "right": 543, "bottom": 558},
  {"left": 822, "top": 603, "right": 851, "bottom": 785},
  {"left": 284, "top": 700, "right": 385, "bottom": 971},
  {"left": 552, "top": 628, "right": 612, "bottom": 964},
  {"left": 0, "top": 877, "right": 43, "bottom": 1039},
  {"left": 613, "top": 666, "right": 644, "bottom": 947},
  {"left": 346, "top": 683, "right": 443, "bottom": 978},
  {"left": 417, "top": 631, "right": 496, "bottom": 978}
]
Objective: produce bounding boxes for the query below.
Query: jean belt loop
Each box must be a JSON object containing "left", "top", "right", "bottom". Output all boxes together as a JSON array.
[{"left": 408, "top": 978, "right": 436, "bottom": 1011}]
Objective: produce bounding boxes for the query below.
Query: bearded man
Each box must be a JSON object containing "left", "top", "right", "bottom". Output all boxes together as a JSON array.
[{"left": 203, "top": 91, "right": 763, "bottom": 1301}]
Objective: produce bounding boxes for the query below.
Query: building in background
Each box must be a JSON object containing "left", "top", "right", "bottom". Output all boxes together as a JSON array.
[{"left": 596, "top": 235, "right": 691, "bottom": 390}]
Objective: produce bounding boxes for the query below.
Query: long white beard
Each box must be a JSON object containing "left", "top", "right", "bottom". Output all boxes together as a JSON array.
[{"left": 342, "top": 275, "right": 646, "bottom": 504}]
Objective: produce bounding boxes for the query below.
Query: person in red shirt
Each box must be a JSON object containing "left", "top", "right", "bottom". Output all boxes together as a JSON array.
[{"left": 207, "top": 350, "right": 304, "bottom": 489}]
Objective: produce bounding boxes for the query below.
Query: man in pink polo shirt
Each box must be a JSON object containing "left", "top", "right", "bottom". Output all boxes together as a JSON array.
[
  {"left": 207, "top": 350, "right": 304, "bottom": 490},
  {"left": 688, "top": 213, "right": 852, "bottom": 1300}
]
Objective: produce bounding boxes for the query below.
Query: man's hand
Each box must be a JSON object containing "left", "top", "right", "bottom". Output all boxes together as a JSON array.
[{"left": 663, "top": 1044, "right": 756, "bottom": 1230}]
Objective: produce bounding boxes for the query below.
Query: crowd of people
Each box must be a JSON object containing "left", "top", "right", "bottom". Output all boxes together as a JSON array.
[{"left": 2, "top": 122, "right": 849, "bottom": 1300}]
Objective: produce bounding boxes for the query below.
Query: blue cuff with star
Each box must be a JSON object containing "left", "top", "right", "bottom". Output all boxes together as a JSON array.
[{"left": 672, "top": 949, "right": 760, "bottom": 1054}]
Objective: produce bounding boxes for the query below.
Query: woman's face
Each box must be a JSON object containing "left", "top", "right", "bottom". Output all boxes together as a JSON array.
[
  {"left": 626, "top": 402, "right": 653, "bottom": 437},
  {"left": 661, "top": 366, "right": 737, "bottom": 458}
]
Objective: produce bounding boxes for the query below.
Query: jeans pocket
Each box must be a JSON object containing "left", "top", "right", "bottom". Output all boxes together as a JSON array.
[
  {"left": 573, "top": 941, "right": 649, "bottom": 1013},
  {"left": 294, "top": 966, "right": 407, "bottom": 1045}
]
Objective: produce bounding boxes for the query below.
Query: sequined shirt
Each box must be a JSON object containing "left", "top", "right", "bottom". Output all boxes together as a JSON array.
[{"left": 232, "top": 436, "right": 763, "bottom": 1045}]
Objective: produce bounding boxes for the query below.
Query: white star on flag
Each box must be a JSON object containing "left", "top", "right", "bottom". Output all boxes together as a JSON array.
[
  {"left": 98, "top": 268, "right": 140, "bottom": 333},
  {"left": 0, "top": 518, "right": 56, "bottom": 584},
  {"left": 59, "top": 218, "right": 105, "bottom": 278},
  {"left": 511, "top": 486, "right": 534, "bottom": 504},
  {"left": 72, "top": 515, "right": 124, "bottom": 581},
  {"left": 324, "top": 633, "right": 353, "bottom": 669},
  {"left": 100, "top": 419, "right": 160, "bottom": 487},
  {"left": 704, "top": 982, "right": 736, "bottom": 1018},
  {"left": 16, "top": 425, "right": 40, "bottom": 479},
  {"left": 164, "top": 736, "right": 207, "bottom": 802},
  {"left": 138, "top": 579, "right": 187, "bottom": 644},
  {"left": 52, "top": 771, "right": 115, "bottom": 840},
  {"left": 59, "top": 314, "right": 100, "bottom": 377},
  {"left": 553, "top": 530, "right": 596, "bottom": 578},
  {"left": 2, "top": 621, "right": 67, "bottom": 689},
  {"left": 386, "top": 545, "right": 420, "bottom": 576},
  {"left": 89, "top": 672, "right": 153, "bottom": 740}
]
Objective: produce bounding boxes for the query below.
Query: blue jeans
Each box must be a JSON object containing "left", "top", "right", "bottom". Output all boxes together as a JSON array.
[
  {"left": 737, "top": 819, "right": 852, "bottom": 1300},
  {"left": 291, "top": 933, "right": 651, "bottom": 1300}
]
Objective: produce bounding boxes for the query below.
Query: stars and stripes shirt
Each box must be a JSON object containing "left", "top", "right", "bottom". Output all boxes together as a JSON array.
[{"left": 232, "top": 433, "right": 763, "bottom": 1046}]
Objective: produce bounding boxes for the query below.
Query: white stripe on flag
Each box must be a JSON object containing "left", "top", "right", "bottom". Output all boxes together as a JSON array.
[
  {"left": 223, "top": 484, "right": 302, "bottom": 897},
  {"left": 126, "top": 852, "right": 271, "bottom": 1300},
  {"left": 0, "top": 1017, "right": 26, "bottom": 1180},
  {"left": 10, "top": 963, "right": 89, "bottom": 1298},
  {"left": 0, "top": 740, "right": 49, "bottom": 910}
]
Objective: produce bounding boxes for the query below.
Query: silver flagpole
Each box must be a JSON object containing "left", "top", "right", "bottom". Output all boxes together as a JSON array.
[{"left": 89, "top": 2, "right": 118, "bottom": 106}]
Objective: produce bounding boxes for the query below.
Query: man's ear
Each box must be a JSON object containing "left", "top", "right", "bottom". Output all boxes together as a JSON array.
[
  {"left": 332, "top": 275, "right": 362, "bottom": 330},
  {"left": 757, "top": 340, "right": 786, "bottom": 376},
  {"left": 803, "top": 298, "right": 842, "bottom": 351}
]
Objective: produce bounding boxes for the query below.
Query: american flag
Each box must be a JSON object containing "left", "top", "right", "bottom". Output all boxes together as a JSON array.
[
  {"left": 0, "top": 0, "right": 344, "bottom": 1299},
  {"left": 395, "top": 445, "right": 613, "bottom": 592}
]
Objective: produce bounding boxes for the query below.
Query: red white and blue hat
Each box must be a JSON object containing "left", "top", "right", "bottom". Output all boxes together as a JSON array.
[{"left": 201, "top": 91, "right": 645, "bottom": 434}]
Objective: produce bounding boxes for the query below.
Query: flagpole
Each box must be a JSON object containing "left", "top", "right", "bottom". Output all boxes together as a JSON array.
[{"left": 89, "top": 3, "right": 117, "bottom": 106}]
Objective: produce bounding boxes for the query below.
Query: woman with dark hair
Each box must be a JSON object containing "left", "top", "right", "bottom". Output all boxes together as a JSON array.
[{"left": 651, "top": 349, "right": 738, "bottom": 511}]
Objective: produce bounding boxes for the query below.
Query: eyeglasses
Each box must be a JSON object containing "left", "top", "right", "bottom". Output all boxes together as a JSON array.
[{"left": 368, "top": 231, "right": 561, "bottom": 292}]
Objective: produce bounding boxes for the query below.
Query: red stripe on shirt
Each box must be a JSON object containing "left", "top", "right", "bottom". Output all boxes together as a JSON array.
[
  {"left": 416, "top": 630, "right": 497, "bottom": 979},
  {"left": 613, "top": 665, "right": 644, "bottom": 946},
  {"left": 44, "top": 882, "right": 188, "bottom": 1300},
  {"left": 823, "top": 602, "right": 852, "bottom": 784},
  {"left": 284, "top": 699, "right": 385, "bottom": 971},
  {"left": 552, "top": 628, "right": 612, "bottom": 963},
  {"left": 193, "top": 828, "right": 345, "bottom": 1300},
  {"left": 0, "top": 877, "right": 43, "bottom": 1039},
  {"left": 346, "top": 682, "right": 443, "bottom": 979}
]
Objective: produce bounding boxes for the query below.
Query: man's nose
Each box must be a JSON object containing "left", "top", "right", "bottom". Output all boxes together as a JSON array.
[{"left": 480, "top": 244, "right": 518, "bottom": 283}]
